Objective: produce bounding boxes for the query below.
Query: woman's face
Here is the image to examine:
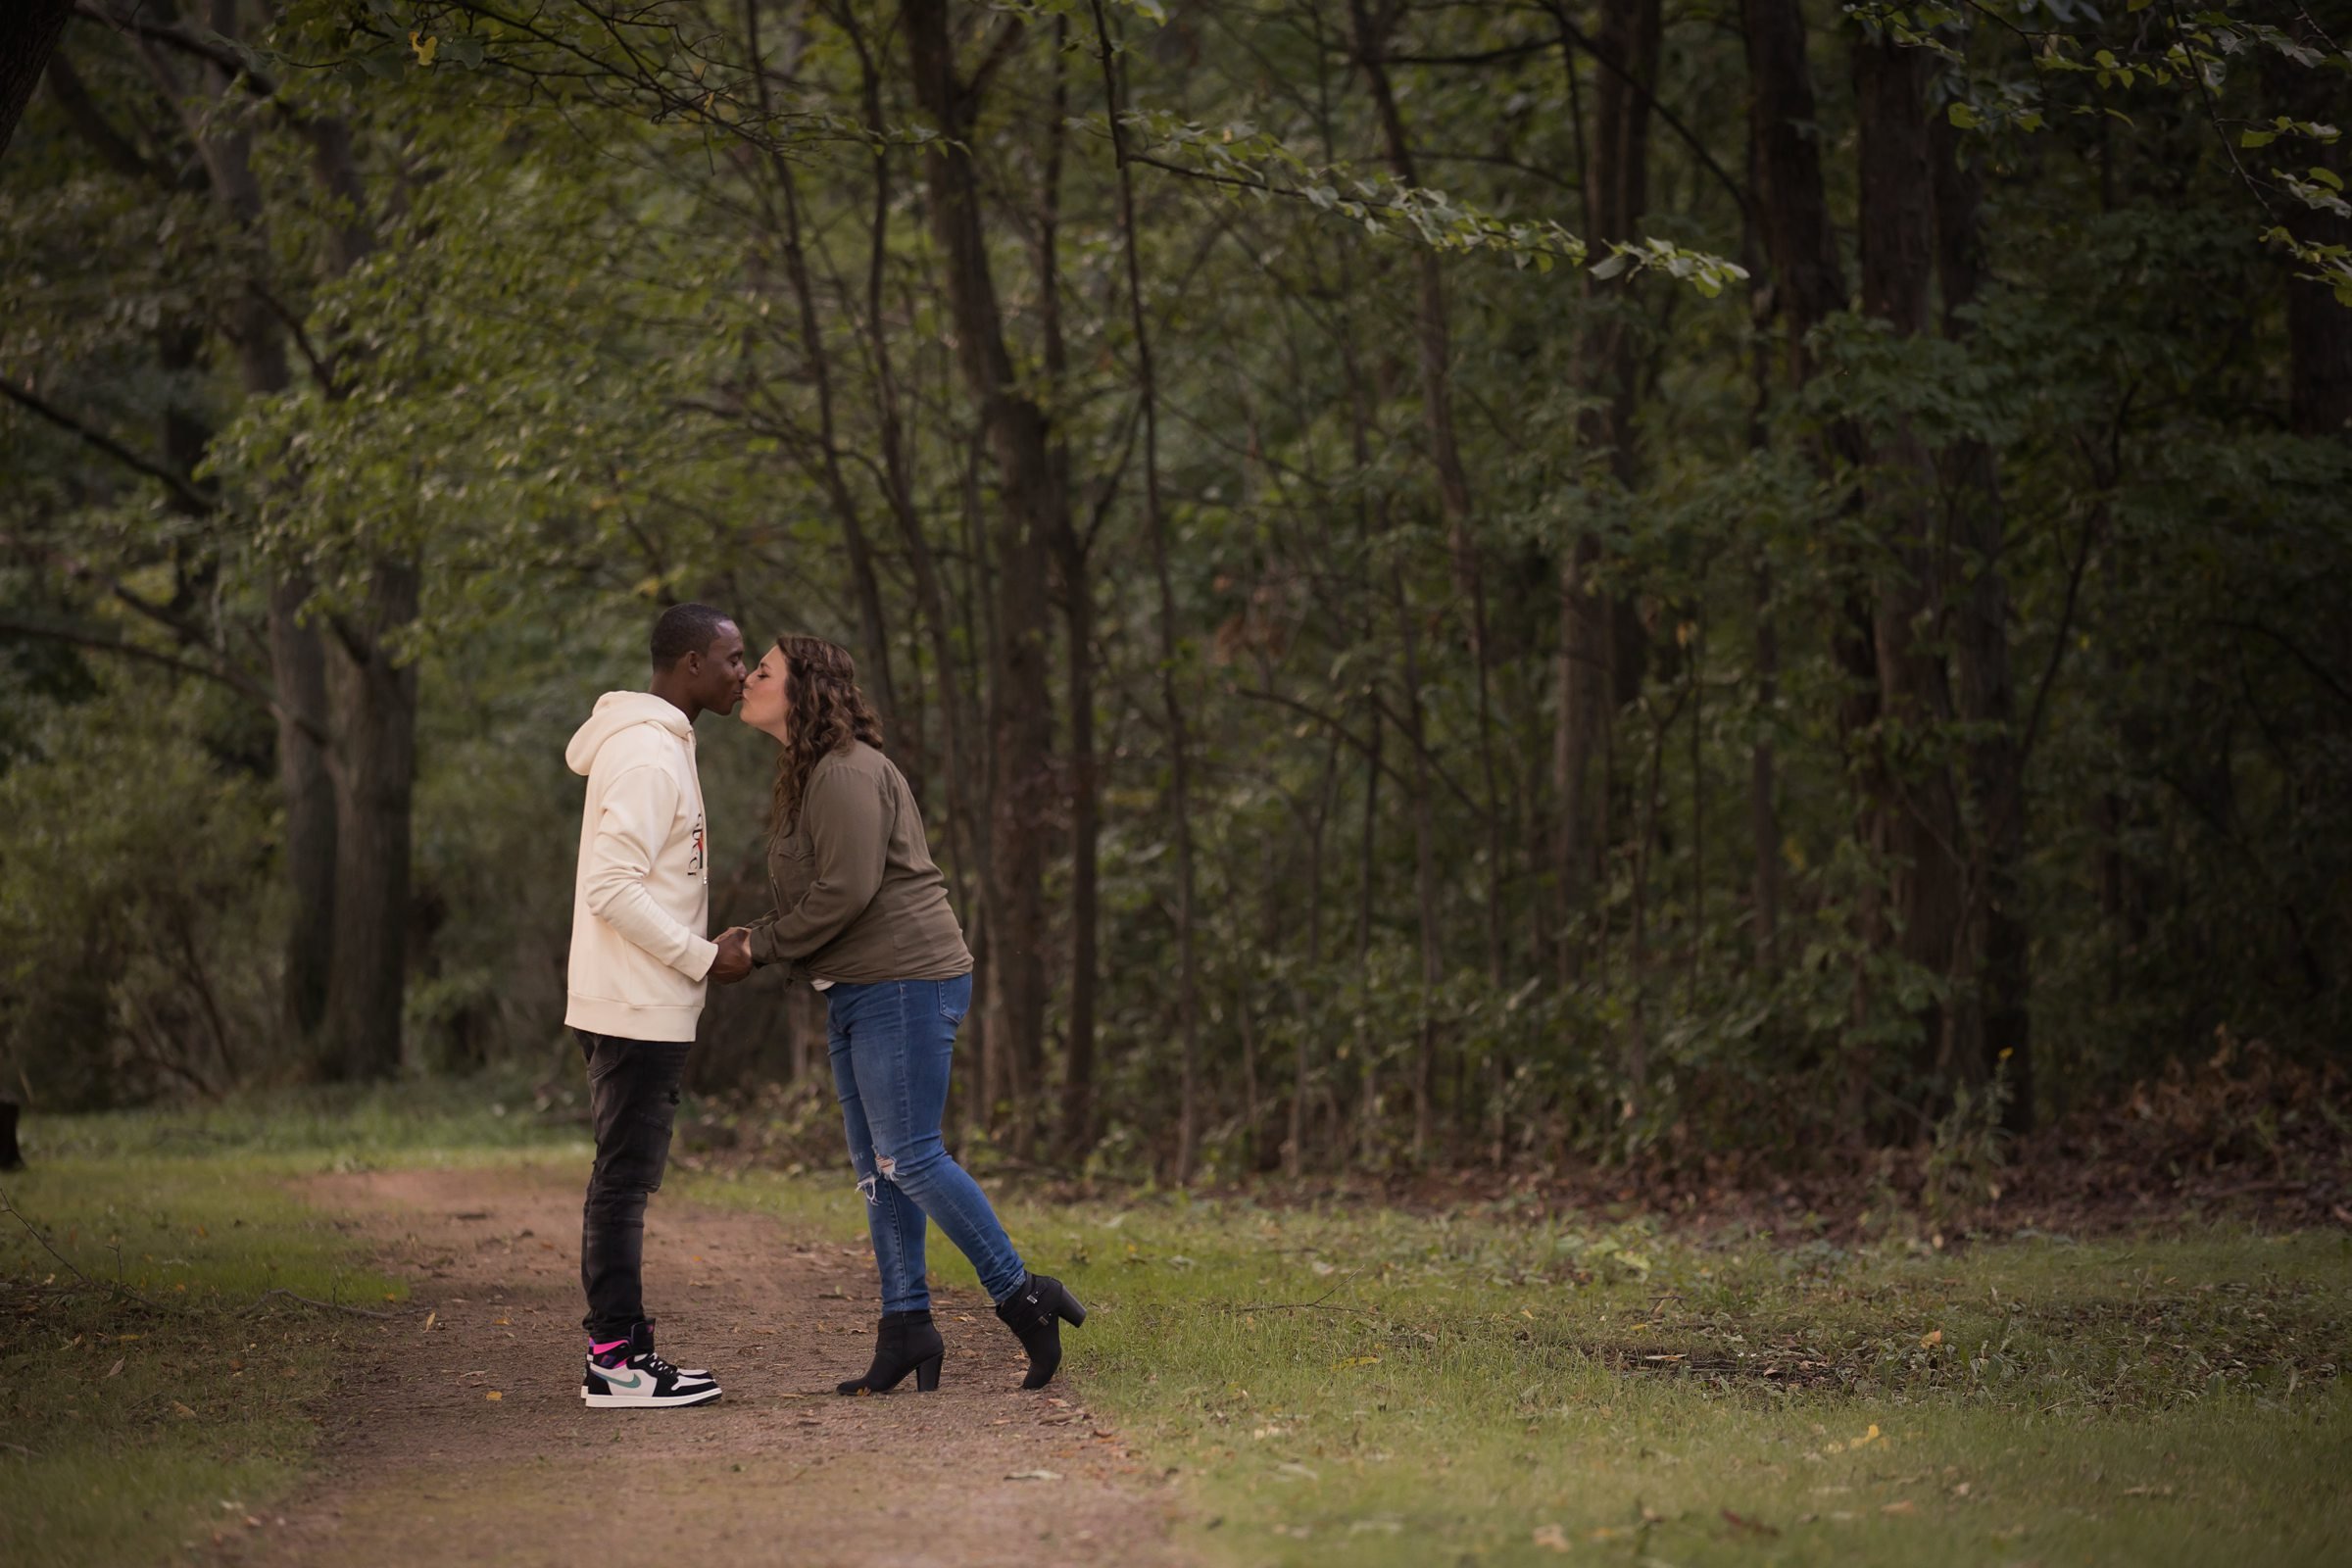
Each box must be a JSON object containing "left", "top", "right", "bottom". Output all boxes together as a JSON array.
[{"left": 740, "top": 645, "right": 792, "bottom": 734}]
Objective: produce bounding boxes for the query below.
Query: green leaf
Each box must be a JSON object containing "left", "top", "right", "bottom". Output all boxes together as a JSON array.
[{"left": 1947, "top": 103, "right": 1981, "bottom": 129}]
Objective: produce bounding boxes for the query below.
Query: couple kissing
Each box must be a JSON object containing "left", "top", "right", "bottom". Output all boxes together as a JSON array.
[{"left": 562, "top": 603, "right": 1084, "bottom": 1409}]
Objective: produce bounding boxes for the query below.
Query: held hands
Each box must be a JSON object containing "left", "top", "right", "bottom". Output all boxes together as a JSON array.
[{"left": 710, "top": 927, "right": 755, "bottom": 984}]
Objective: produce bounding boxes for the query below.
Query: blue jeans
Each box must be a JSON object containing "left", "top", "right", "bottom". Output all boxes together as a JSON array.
[{"left": 827, "top": 973, "right": 1025, "bottom": 1312}]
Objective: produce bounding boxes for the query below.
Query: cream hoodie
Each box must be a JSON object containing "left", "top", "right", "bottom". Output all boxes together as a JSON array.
[{"left": 564, "top": 691, "right": 718, "bottom": 1042}]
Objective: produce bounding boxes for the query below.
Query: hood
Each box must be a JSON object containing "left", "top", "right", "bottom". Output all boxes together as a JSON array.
[{"left": 566, "top": 691, "right": 694, "bottom": 777}]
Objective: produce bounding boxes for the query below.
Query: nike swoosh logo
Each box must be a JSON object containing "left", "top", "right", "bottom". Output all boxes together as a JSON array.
[{"left": 588, "top": 1365, "right": 647, "bottom": 1392}]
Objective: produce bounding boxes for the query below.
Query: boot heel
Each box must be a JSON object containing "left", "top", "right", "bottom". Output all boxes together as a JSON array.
[
  {"left": 1059, "top": 1295, "right": 1087, "bottom": 1328},
  {"left": 915, "top": 1352, "right": 944, "bottom": 1392}
]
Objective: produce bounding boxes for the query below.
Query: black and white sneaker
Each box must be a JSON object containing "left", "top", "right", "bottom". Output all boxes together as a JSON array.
[{"left": 580, "top": 1323, "right": 720, "bottom": 1409}]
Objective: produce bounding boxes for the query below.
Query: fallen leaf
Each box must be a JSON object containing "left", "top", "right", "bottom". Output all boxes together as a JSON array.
[
  {"left": 105, "top": 1358, "right": 124, "bottom": 1379},
  {"left": 171, "top": 1401, "right": 196, "bottom": 1418},
  {"left": 1881, "top": 1499, "right": 1917, "bottom": 1516},
  {"left": 1721, "top": 1508, "right": 1779, "bottom": 1538},
  {"left": 1920, "top": 1329, "right": 1943, "bottom": 1348},
  {"left": 1531, "top": 1522, "right": 1571, "bottom": 1551},
  {"left": 484, "top": 1392, "right": 503, "bottom": 1401},
  {"left": 1004, "top": 1470, "right": 1060, "bottom": 1482},
  {"left": 1333, "top": 1355, "right": 1381, "bottom": 1370},
  {"left": 421, "top": 1311, "right": 437, "bottom": 1334}
]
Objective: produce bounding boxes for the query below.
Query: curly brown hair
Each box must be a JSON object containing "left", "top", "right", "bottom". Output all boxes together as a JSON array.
[{"left": 767, "top": 634, "right": 884, "bottom": 840}]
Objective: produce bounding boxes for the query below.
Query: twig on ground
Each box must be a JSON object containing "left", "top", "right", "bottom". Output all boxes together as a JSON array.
[
  {"left": 1233, "top": 1272, "right": 1374, "bottom": 1313},
  {"left": 242, "top": 1287, "right": 398, "bottom": 1320},
  {"left": 0, "top": 1186, "right": 96, "bottom": 1287}
]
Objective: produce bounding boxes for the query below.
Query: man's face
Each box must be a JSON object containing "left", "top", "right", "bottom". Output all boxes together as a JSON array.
[{"left": 685, "top": 620, "right": 748, "bottom": 713}]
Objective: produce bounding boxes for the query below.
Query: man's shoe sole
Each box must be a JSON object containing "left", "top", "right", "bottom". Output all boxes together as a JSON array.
[{"left": 578, "top": 1385, "right": 723, "bottom": 1408}]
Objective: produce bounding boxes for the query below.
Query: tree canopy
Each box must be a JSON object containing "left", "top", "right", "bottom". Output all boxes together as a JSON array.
[{"left": 3, "top": 0, "right": 2347, "bottom": 1177}]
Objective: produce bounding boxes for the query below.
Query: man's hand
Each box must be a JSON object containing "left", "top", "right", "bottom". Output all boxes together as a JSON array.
[{"left": 710, "top": 927, "right": 755, "bottom": 984}]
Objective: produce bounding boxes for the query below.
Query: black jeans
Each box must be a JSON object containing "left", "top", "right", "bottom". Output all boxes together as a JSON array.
[{"left": 576, "top": 1029, "right": 690, "bottom": 1340}]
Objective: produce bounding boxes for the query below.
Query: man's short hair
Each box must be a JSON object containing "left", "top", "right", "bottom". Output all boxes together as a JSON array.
[{"left": 651, "top": 603, "right": 734, "bottom": 669}]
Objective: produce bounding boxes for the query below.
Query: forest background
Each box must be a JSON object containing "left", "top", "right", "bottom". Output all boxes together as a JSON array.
[{"left": 1, "top": 0, "right": 2347, "bottom": 1189}]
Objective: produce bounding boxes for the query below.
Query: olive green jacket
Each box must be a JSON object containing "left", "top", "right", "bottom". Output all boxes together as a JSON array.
[{"left": 744, "top": 741, "right": 972, "bottom": 983}]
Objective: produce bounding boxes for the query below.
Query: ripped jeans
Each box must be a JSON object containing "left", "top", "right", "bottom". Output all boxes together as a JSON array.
[{"left": 826, "top": 973, "right": 1024, "bottom": 1312}]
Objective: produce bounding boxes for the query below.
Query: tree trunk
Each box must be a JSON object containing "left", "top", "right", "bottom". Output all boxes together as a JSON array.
[
  {"left": 905, "top": 0, "right": 1060, "bottom": 1144},
  {"left": 1290, "top": 736, "right": 1341, "bottom": 1175},
  {"left": 1741, "top": 0, "right": 1846, "bottom": 376},
  {"left": 270, "top": 581, "right": 336, "bottom": 1043},
  {"left": 0, "top": 0, "right": 71, "bottom": 161},
  {"left": 1043, "top": 28, "right": 1099, "bottom": 1161},
  {"left": 840, "top": 7, "right": 989, "bottom": 908},
  {"left": 1092, "top": 0, "right": 1202, "bottom": 1182},
  {"left": 1349, "top": 0, "right": 1508, "bottom": 997},
  {"left": 1553, "top": 0, "right": 1659, "bottom": 991},
  {"left": 768, "top": 145, "right": 900, "bottom": 734},
  {"left": 1395, "top": 568, "right": 1445, "bottom": 1163},
  {"left": 1933, "top": 111, "right": 2031, "bottom": 1127},
  {"left": 1749, "top": 559, "right": 1785, "bottom": 969},
  {"left": 1056, "top": 534, "right": 1101, "bottom": 1156},
  {"left": 1742, "top": 132, "right": 1785, "bottom": 971},
  {"left": 1745, "top": 0, "right": 1889, "bottom": 1136},
  {"left": 320, "top": 564, "right": 419, "bottom": 1079},
  {"left": 2267, "top": 42, "right": 2352, "bottom": 438},
  {"left": 195, "top": 89, "right": 343, "bottom": 1061},
  {"left": 1554, "top": 531, "right": 1613, "bottom": 979},
  {"left": 1855, "top": 31, "right": 1966, "bottom": 1122}
]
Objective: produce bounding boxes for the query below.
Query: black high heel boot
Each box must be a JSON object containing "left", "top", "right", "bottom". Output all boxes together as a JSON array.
[
  {"left": 994, "top": 1273, "right": 1087, "bottom": 1391},
  {"left": 837, "top": 1309, "right": 945, "bottom": 1396}
]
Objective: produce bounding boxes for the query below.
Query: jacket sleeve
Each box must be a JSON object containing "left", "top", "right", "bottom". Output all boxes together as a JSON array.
[
  {"left": 747, "top": 765, "right": 890, "bottom": 965},
  {"left": 581, "top": 763, "right": 718, "bottom": 981},
  {"left": 741, "top": 913, "right": 804, "bottom": 977}
]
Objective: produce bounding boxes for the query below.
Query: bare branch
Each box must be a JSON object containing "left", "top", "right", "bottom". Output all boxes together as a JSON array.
[
  {"left": 0, "top": 615, "right": 319, "bottom": 743},
  {"left": 0, "top": 378, "right": 217, "bottom": 514}
]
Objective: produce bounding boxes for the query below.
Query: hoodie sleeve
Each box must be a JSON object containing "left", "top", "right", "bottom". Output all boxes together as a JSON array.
[
  {"left": 746, "top": 763, "right": 889, "bottom": 966},
  {"left": 583, "top": 762, "right": 718, "bottom": 981}
]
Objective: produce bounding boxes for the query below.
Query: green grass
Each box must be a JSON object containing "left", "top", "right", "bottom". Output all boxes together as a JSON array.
[
  {"left": 18, "top": 1069, "right": 588, "bottom": 1165},
  {"left": 7, "top": 1095, "right": 2345, "bottom": 1568},
  {"left": 0, "top": 1157, "right": 409, "bottom": 1568},
  {"left": 0, "top": 1081, "right": 584, "bottom": 1568},
  {"left": 689, "top": 1169, "right": 2352, "bottom": 1566}
]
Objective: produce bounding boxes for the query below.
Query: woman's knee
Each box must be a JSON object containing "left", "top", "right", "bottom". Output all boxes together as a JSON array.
[{"left": 871, "top": 1139, "right": 951, "bottom": 1190}]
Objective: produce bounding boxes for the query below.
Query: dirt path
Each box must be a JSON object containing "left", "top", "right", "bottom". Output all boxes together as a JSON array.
[{"left": 217, "top": 1165, "right": 1181, "bottom": 1568}]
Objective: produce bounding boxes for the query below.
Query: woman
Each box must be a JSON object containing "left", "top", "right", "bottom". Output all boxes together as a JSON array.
[{"left": 726, "top": 634, "right": 1084, "bottom": 1394}]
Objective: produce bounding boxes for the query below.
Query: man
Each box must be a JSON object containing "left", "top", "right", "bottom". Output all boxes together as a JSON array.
[{"left": 564, "top": 603, "right": 756, "bottom": 1408}]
